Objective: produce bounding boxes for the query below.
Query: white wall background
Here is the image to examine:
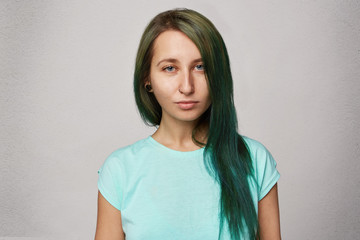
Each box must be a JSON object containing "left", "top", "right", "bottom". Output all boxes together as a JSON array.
[{"left": 1, "top": 0, "right": 359, "bottom": 239}]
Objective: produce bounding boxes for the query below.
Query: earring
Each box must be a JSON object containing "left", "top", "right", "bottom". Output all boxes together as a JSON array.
[{"left": 145, "top": 83, "right": 153, "bottom": 92}]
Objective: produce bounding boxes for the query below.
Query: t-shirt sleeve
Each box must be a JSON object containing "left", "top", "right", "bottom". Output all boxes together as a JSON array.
[
  {"left": 246, "top": 138, "right": 280, "bottom": 201},
  {"left": 97, "top": 153, "right": 124, "bottom": 211}
]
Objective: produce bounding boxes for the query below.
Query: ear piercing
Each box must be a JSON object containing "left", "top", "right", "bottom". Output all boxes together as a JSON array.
[{"left": 145, "top": 83, "right": 153, "bottom": 92}]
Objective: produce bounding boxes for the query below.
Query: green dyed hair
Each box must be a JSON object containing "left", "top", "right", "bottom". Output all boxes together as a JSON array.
[{"left": 134, "top": 8, "right": 258, "bottom": 239}]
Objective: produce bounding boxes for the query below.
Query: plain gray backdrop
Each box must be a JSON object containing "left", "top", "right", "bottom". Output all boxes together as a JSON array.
[{"left": 1, "top": 0, "right": 359, "bottom": 239}]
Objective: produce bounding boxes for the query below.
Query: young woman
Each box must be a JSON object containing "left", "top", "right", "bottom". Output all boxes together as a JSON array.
[{"left": 95, "top": 9, "right": 281, "bottom": 240}]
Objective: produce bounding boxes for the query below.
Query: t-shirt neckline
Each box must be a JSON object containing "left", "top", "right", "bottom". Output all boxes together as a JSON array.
[{"left": 146, "top": 136, "right": 205, "bottom": 157}]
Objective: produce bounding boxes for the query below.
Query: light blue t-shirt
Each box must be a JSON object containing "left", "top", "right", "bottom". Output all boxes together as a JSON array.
[{"left": 98, "top": 136, "right": 280, "bottom": 239}]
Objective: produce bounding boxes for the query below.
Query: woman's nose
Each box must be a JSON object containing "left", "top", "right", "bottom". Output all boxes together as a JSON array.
[{"left": 178, "top": 70, "right": 194, "bottom": 95}]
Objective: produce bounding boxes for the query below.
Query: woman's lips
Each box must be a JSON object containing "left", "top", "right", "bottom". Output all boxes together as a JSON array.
[{"left": 176, "top": 101, "right": 198, "bottom": 110}]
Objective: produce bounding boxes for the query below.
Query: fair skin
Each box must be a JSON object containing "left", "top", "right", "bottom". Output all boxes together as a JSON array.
[
  {"left": 149, "top": 30, "right": 211, "bottom": 150},
  {"left": 95, "top": 30, "right": 281, "bottom": 240}
]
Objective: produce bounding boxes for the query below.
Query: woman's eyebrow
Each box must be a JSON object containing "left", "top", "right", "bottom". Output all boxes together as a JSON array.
[
  {"left": 156, "top": 58, "right": 178, "bottom": 66},
  {"left": 156, "top": 58, "right": 203, "bottom": 66},
  {"left": 191, "top": 58, "right": 203, "bottom": 64}
]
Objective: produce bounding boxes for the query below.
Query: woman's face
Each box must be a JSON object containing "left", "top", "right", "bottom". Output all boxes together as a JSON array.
[{"left": 149, "top": 30, "right": 211, "bottom": 125}]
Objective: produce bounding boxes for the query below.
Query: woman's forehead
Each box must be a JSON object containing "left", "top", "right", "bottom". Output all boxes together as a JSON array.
[{"left": 151, "top": 30, "right": 201, "bottom": 63}]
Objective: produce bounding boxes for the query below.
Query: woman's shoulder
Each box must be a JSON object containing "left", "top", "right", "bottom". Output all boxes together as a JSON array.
[
  {"left": 110, "top": 137, "right": 149, "bottom": 156},
  {"left": 241, "top": 135, "right": 270, "bottom": 155},
  {"left": 240, "top": 135, "right": 278, "bottom": 171},
  {"left": 101, "top": 136, "right": 152, "bottom": 167},
  {"left": 97, "top": 137, "right": 152, "bottom": 211},
  {"left": 241, "top": 135, "right": 280, "bottom": 197}
]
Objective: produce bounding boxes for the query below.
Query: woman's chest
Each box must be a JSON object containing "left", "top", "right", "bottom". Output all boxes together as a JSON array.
[{"left": 120, "top": 158, "right": 224, "bottom": 239}]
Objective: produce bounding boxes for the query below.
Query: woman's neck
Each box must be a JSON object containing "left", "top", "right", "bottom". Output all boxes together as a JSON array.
[{"left": 152, "top": 117, "right": 207, "bottom": 152}]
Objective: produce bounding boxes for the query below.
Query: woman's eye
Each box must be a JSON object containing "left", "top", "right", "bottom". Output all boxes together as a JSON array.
[
  {"left": 163, "top": 66, "right": 176, "bottom": 72},
  {"left": 195, "top": 64, "right": 204, "bottom": 71}
]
